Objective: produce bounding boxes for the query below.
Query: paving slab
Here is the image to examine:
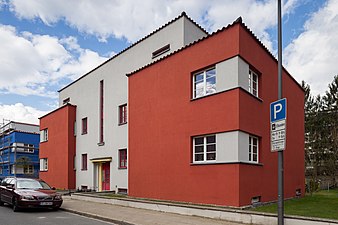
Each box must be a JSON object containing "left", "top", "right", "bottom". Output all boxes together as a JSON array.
[{"left": 61, "top": 196, "right": 244, "bottom": 225}]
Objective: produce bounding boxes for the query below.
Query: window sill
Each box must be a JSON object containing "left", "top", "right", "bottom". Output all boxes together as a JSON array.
[
  {"left": 118, "top": 167, "right": 127, "bottom": 170},
  {"left": 81, "top": 169, "right": 88, "bottom": 171},
  {"left": 81, "top": 132, "right": 88, "bottom": 135},
  {"left": 190, "top": 161, "right": 263, "bottom": 166},
  {"left": 97, "top": 142, "right": 105, "bottom": 146},
  {"left": 39, "top": 170, "right": 48, "bottom": 172},
  {"left": 118, "top": 122, "right": 127, "bottom": 126},
  {"left": 190, "top": 87, "right": 263, "bottom": 102}
]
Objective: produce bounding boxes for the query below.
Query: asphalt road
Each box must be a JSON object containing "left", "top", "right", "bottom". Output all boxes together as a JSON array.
[{"left": 0, "top": 204, "right": 116, "bottom": 225}]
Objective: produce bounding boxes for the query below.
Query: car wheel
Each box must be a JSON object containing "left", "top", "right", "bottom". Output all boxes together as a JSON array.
[
  {"left": 12, "top": 198, "right": 20, "bottom": 212},
  {"left": 0, "top": 197, "right": 4, "bottom": 206}
]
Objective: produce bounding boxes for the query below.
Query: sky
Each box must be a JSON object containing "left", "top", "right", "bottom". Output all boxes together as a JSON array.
[{"left": 0, "top": 0, "right": 337, "bottom": 125}]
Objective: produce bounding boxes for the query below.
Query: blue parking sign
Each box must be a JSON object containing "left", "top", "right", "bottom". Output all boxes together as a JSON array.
[{"left": 270, "top": 98, "right": 287, "bottom": 123}]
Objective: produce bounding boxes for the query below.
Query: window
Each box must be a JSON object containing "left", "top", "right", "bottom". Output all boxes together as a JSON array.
[
  {"left": 152, "top": 44, "right": 170, "bottom": 58},
  {"left": 249, "top": 69, "right": 259, "bottom": 97},
  {"left": 24, "top": 165, "right": 33, "bottom": 174},
  {"left": 23, "top": 144, "right": 34, "bottom": 153},
  {"left": 119, "top": 104, "right": 127, "bottom": 125},
  {"left": 81, "top": 154, "right": 87, "bottom": 171},
  {"left": 193, "top": 135, "right": 216, "bottom": 162},
  {"left": 193, "top": 67, "right": 216, "bottom": 98},
  {"left": 249, "top": 136, "right": 259, "bottom": 163},
  {"left": 63, "top": 97, "right": 70, "bottom": 105},
  {"left": 99, "top": 80, "right": 104, "bottom": 144},
  {"left": 40, "top": 129, "right": 48, "bottom": 142},
  {"left": 119, "top": 149, "right": 127, "bottom": 169},
  {"left": 82, "top": 117, "right": 88, "bottom": 134},
  {"left": 40, "top": 158, "right": 48, "bottom": 171}
]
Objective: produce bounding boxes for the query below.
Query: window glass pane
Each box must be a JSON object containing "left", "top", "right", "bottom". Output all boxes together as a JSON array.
[
  {"left": 206, "top": 135, "right": 215, "bottom": 144},
  {"left": 253, "top": 154, "right": 257, "bottom": 162},
  {"left": 206, "top": 68, "right": 216, "bottom": 78},
  {"left": 206, "top": 77, "right": 216, "bottom": 95},
  {"left": 195, "top": 73, "right": 204, "bottom": 82},
  {"left": 207, "top": 144, "right": 216, "bottom": 152},
  {"left": 194, "top": 137, "right": 204, "bottom": 145},
  {"left": 253, "top": 145, "right": 257, "bottom": 154},
  {"left": 253, "top": 74, "right": 257, "bottom": 82},
  {"left": 195, "top": 146, "right": 204, "bottom": 153},
  {"left": 207, "top": 153, "right": 216, "bottom": 160},
  {"left": 194, "top": 81, "right": 204, "bottom": 98},
  {"left": 253, "top": 138, "right": 257, "bottom": 145},
  {"left": 195, "top": 154, "right": 204, "bottom": 161},
  {"left": 253, "top": 82, "right": 257, "bottom": 90}
]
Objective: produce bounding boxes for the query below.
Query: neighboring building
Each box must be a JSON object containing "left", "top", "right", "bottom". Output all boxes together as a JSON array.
[
  {"left": 39, "top": 12, "right": 208, "bottom": 191},
  {"left": 39, "top": 104, "right": 76, "bottom": 190},
  {"left": 127, "top": 18, "right": 305, "bottom": 207},
  {"left": 0, "top": 121, "right": 40, "bottom": 179}
]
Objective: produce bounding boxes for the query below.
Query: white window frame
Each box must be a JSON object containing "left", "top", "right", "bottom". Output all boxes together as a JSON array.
[
  {"left": 248, "top": 69, "right": 258, "bottom": 97},
  {"left": 40, "top": 158, "right": 48, "bottom": 171},
  {"left": 193, "top": 135, "right": 216, "bottom": 163},
  {"left": 23, "top": 165, "right": 34, "bottom": 174},
  {"left": 193, "top": 67, "right": 216, "bottom": 98},
  {"left": 40, "top": 129, "right": 48, "bottom": 142},
  {"left": 249, "top": 136, "right": 259, "bottom": 163}
]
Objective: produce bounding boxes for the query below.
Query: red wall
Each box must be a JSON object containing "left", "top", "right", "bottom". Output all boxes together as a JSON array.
[
  {"left": 39, "top": 104, "right": 76, "bottom": 190},
  {"left": 128, "top": 23, "right": 304, "bottom": 207}
]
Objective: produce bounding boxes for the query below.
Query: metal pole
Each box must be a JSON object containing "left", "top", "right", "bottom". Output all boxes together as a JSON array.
[{"left": 277, "top": 0, "right": 284, "bottom": 225}]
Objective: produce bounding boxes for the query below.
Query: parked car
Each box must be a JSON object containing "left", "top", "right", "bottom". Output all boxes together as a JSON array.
[{"left": 0, "top": 177, "right": 62, "bottom": 212}]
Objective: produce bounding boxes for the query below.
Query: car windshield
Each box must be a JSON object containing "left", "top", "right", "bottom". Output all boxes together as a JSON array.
[{"left": 16, "top": 180, "right": 51, "bottom": 190}]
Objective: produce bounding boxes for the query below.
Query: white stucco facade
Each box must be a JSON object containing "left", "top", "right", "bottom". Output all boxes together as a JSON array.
[{"left": 58, "top": 14, "right": 207, "bottom": 192}]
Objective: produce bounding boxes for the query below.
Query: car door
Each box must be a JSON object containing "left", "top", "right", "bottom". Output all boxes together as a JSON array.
[{"left": 1, "top": 178, "right": 14, "bottom": 204}]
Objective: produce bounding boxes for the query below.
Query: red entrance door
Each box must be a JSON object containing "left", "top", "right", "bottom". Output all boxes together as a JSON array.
[{"left": 101, "top": 163, "right": 110, "bottom": 190}]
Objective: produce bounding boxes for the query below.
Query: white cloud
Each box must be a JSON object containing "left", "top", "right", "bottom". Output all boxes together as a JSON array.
[
  {"left": 284, "top": 0, "right": 338, "bottom": 96},
  {"left": 0, "top": 103, "right": 48, "bottom": 124},
  {"left": 7, "top": 0, "right": 298, "bottom": 50},
  {"left": 0, "top": 24, "right": 107, "bottom": 97}
]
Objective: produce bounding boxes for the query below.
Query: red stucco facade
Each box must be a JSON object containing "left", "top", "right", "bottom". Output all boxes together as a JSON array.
[
  {"left": 128, "top": 22, "right": 305, "bottom": 207},
  {"left": 39, "top": 104, "right": 76, "bottom": 190}
]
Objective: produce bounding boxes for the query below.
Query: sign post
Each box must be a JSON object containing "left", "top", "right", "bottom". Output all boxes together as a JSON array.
[{"left": 276, "top": 1, "right": 284, "bottom": 224}]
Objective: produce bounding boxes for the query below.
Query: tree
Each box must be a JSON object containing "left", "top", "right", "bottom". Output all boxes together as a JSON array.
[
  {"left": 303, "top": 76, "right": 338, "bottom": 192},
  {"left": 322, "top": 75, "right": 338, "bottom": 187}
]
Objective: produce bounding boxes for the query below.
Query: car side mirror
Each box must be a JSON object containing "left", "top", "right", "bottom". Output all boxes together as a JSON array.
[
  {"left": 52, "top": 187, "right": 56, "bottom": 190},
  {"left": 6, "top": 184, "right": 14, "bottom": 189}
]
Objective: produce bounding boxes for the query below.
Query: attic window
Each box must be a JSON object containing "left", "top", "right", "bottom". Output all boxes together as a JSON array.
[
  {"left": 152, "top": 44, "right": 170, "bottom": 59},
  {"left": 63, "top": 97, "right": 70, "bottom": 105}
]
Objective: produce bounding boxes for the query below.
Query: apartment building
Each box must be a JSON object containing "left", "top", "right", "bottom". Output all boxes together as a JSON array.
[
  {"left": 39, "top": 12, "right": 207, "bottom": 191},
  {"left": 0, "top": 121, "right": 40, "bottom": 179},
  {"left": 127, "top": 18, "right": 305, "bottom": 207}
]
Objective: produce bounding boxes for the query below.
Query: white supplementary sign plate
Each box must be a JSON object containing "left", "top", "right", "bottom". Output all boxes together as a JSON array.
[{"left": 270, "top": 99, "right": 287, "bottom": 152}]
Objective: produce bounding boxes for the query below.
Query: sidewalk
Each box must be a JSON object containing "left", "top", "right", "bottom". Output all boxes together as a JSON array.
[{"left": 61, "top": 196, "right": 244, "bottom": 225}]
